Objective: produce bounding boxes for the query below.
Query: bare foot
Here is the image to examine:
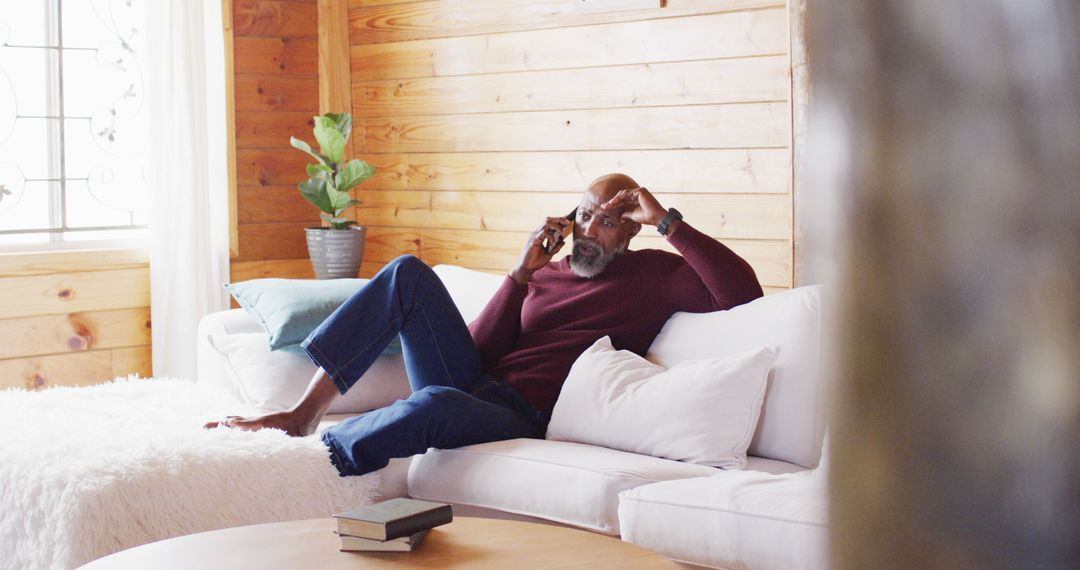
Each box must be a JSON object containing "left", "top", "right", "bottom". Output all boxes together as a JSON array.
[{"left": 203, "top": 410, "right": 319, "bottom": 437}]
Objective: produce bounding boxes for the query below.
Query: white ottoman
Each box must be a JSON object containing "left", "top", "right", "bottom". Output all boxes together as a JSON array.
[{"left": 0, "top": 379, "right": 379, "bottom": 570}]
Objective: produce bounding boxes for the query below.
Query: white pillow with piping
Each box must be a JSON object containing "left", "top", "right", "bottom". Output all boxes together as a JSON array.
[{"left": 547, "top": 336, "right": 777, "bottom": 469}]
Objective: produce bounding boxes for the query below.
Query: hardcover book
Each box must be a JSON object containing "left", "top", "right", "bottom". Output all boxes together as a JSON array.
[
  {"left": 339, "top": 529, "right": 430, "bottom": 552},
  {"left": 333, "top": 498, "right": 453, "bottom": 541}
]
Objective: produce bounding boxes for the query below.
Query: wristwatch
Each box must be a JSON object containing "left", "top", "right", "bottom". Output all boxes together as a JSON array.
[{"left": 657, "top": 208, "right": 683, "bottom": 236}]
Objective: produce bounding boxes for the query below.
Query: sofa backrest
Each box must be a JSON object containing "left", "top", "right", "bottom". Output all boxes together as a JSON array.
[
  {"left": 646, "top": 286, "right": 827, "bottom": 468},
  {"left": 433, "top": 265, "right": 506, "bottom": 324}
]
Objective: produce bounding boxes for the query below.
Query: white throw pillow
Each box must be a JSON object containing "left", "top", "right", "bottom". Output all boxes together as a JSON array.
[
  {"left": 207, "top": 333, "right": 411, "bottom": 415},
  {"left": 647, "top": 285, "right": 826, "bottom": 468},
  {"left": 546, "top": 336, "right": 778, "bottom": 469}
]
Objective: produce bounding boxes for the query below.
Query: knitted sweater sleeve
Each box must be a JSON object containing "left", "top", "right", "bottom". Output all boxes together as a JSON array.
[
  {"left": 468, "top": 276, "right": 528, "bottom": 371},
  {"left": 664, "top": 220, "right": 764, "bottom": 311}
]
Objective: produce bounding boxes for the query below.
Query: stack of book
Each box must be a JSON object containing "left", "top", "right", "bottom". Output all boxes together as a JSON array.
[{"left": 333, "top": 498, "right": 453, "bottom": 552}]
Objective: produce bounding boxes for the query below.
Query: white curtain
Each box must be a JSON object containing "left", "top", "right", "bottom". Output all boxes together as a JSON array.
[{"left": 146, "top": 0, "right": 231, "bottom": 380}]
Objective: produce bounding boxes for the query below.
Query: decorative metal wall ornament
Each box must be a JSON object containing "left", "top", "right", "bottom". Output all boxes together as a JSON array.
[{"left": 0, "top": 0, "right": 148, "bottom": 239}]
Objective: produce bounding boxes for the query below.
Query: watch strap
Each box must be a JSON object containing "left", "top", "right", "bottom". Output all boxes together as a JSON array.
[{"left": 657, "top": 207, "right": 683, "bottom": 236}]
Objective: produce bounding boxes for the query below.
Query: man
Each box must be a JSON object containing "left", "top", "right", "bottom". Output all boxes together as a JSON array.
[{"left": 207, "top": 173, "right": 763, "bottom": 477}]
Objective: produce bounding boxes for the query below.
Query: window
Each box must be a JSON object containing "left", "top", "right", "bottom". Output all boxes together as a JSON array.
[{"left": 0, "top": 0, "right": 148, "bottom": 249}]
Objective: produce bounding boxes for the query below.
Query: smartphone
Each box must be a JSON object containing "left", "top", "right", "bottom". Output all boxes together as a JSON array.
[{"left": 542, "top": 208, "right": 577, "bottom": 254}]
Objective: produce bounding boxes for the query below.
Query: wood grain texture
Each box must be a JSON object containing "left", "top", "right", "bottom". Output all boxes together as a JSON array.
[
  {"left": 233, "top": 36, "right": 318, "bottom": 74},
  {"left": 319, "top": 0, "right": 358, "bottom": 224},
  {"left": 0, "top": 248, "right": 148, "bottom": 277},
  {"left": 237, "top": 186, "right": 319, "bottom": 223},
  {"left": 318, "top": 0, "right": 354, "bottom": 116},
  {"left": 355, "top": 191, "right": 791, "bottom": 239},
  {"left": 112, "top": 346, "right": 153, "bottom": 378},
  {"left": 0, "top": 350, "right": 114, "bottom": 390},
  {"left": 236, "top": 222, "right": 313, "bottom": 261},
  {"left": 230, "top": 258, "right": 383, "bottom": 281},
  {"left": 236, "top": 148, "right": 311, "bottom": 187},
  {"left": 234, "top": 0, "right": 318, "bottom": 38},
  {"left": 356, "top": 103, "right": 789, "bottom": 153},
  {"left": 349, "top": 8, "right": 788, "bottom": 81},
  {"left": 231, "top": 258, "right": 317, "bottom": 281},
  {"left": 228, "top": 0, "right": 796, "bottom": 288},
  {"left": 0, "top": 268, "right": 151, "bottom": 320},
  {"left": 234, "top": 73, "right": 319, "bottom": 112},
  {"left": 352, "top": 56, "right": 789, "bottom": 117},
  {"left": 348, "top": 0, "right": 784, "bottom": 45},
  {"left": 0, "top": 308, "right": 152, "bottom": 360},
  {"left": 224, "top": 0, "right": 241, "bottom": 259},
  {"left": 361, "top": 149, "right": 790, "bottom": 194},
  {"left": 79, "top": 517, "right": 677, "bottom": 570},
  {"left": 235, "top": 111, "right": 317, "bottom": 149}
]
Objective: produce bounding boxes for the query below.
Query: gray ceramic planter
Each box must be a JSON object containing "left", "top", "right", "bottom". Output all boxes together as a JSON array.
[{"left": 305, "top": 226, "right": 367, "bottom": 279}]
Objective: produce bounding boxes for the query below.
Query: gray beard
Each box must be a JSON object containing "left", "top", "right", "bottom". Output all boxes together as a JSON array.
[{"left": 569, "top": 238, "right": 625, "bottom": 278}]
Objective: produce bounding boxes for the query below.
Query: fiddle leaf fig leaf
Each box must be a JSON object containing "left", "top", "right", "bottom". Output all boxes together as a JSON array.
[
  {"left": 325, "top": 112, "right": 353, "bottom": 141},
  {"left": 313, "top": 116, "right": 346, "bottom": 164},
  {"left": 290, "top": 137, "right": 328, "bottom": 166},
  {"left": 306, "top": 163, "right": 331, "bottom": 178},
  {"left": 327, "top": 184, "right": 356, "bottom": 212},
  {"left": 299, "top": 177, "right": 332, "bottom": 213},
  {"left": 294, "top": 113, "right": 372, "bottom": 228},
  {"left": 320, "top": 213, "right": 357, "bottom": 229},
  {"left": 337, "top": 159, "right": 376, "bottom": 193}
]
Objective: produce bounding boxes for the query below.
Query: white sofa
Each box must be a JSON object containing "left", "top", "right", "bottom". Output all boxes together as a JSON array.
[{"left": 197, "top": 265, "right": 830, "bottom": 570}]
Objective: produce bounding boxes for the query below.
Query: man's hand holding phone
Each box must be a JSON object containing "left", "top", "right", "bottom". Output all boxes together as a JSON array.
[{"left": 510, "top": 216, "right": 573, "bottom": 285}]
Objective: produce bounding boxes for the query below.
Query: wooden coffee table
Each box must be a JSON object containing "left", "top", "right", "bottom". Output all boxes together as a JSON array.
[{"left": 79, "top": 516, "right": 678, "bottom": 569}]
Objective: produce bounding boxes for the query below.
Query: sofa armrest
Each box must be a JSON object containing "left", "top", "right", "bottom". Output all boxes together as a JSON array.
[
  {"left": 196, "top": 309, "right": 249, "bottom": 399},
  {"left": 196, "top": 308, "right": 412, "bottom": 414}
]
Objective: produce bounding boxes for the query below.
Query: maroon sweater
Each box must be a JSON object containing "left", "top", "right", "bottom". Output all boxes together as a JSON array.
[{"left": 467, "top": 221, "right": 764, "bottom": 416}]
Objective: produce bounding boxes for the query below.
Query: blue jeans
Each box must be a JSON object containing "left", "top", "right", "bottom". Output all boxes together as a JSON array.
[{"left": 301, "top": 255, "right": 548, "bottom": 477}]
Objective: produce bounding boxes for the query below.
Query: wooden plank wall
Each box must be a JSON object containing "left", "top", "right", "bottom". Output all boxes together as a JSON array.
[
  {"left": 344, "top": 0, "right": 794, "bottom": 291},
  {"left": 230, "top": 0, "right": 330, "bottom": 280},
  {"left": 0, "top": 250, "right": 153, "bottom": 390}
]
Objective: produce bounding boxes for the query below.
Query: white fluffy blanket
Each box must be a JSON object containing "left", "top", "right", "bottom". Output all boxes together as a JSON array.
[{"left": 0, "top": 378, "right": 378, "bottom": 570}]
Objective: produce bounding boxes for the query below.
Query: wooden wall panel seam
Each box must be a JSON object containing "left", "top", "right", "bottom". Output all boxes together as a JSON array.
[
  {"left": 349, "top": 53, "right": 790, "bottom": 85},
  {"left": 0, "top": 249, "right": 148, "bottom": 277},
  {"left": 348, "top": 2, "right": 787, "bottom": 46},
  {"left": 349, "top": 53, "right": 788, "bottom": 84},
  {"left": 348, "top": 8, "right": 789, "bottom": 81},
  {"left": 348, "top": 100, "right": 791, "bottom": 120},
  {"left": 235, "top": 71, "right": 320, "bottom": 80},
  {"left": 0, "top": 268, "right": 152, "bottom": 320}
]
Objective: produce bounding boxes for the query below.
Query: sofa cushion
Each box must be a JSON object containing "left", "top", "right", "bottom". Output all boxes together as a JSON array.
[
  {"left": 547, "top": 336, "right": 777, "bottom": 469},
  {"left": 646, "top": 285, "right": 827, "bottom": 468},
  {"left": 619, "top": 469, "right": 829, "bottom": 569},
  {"left": 225, "top": 278, "right": 404, "bottom": 352},
  {"left": 207, "top": 332, "right": 410, "bottom": 415},
  {"left": 406, "top": 438, "right": 718, "bottom": 535}
]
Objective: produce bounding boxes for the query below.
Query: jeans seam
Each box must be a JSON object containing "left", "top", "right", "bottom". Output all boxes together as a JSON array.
[
  {"left": 335, "top": 319, "right": 401, "bottom": 375},
  {"left": 302, "top": 340, "right": 350, "bottom": 394},
  {"left": 415, "top": 301, "right": 461, "bottom": 390}
]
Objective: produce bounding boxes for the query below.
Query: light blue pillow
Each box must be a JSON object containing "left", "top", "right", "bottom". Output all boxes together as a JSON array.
[{"left": 224, "top": 278, "right": 403, "bottom": 355}]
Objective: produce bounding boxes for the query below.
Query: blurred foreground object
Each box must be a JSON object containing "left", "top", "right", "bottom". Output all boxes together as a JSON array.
[{"left": 810, "top": 1, "right": 1080, "bottom": 568}]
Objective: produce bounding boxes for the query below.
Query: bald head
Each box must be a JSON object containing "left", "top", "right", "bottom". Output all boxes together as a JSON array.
[{"left": 585, "top": 173, "right": 640, "bottom": 203}]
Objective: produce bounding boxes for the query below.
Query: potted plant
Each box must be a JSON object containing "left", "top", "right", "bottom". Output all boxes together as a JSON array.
[{"left": 290, "top": 112, "right": 375, "bottom": 279}]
